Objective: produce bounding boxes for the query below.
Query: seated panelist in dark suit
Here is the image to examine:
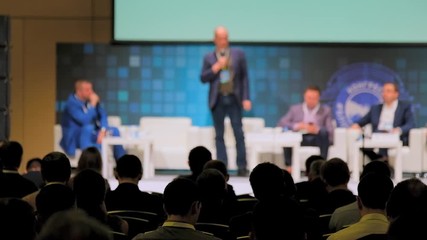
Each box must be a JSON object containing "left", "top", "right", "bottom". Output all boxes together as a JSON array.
[
  {"left": 351, "top": 82, "right": 415, "bottom": 160},
  {"left": 277, "top": 85, "right": 334, "bottom": 168},
  {"left": 60, "top": 79, "right": 126, "bottom": 161}
]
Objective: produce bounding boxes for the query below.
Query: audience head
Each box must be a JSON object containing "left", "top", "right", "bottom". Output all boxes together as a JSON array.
[
  {"left": 304, "top": 155, "right": 324, "bottom": 176},
  {"left": 41, "top": 152, "right": 71, "bottom": 183},
  {"left": 163, "top": 177, "right": 201, "bottom": 221},
  {"left": 203, "top": 159, "right": 229, "bottom": 181},
  {"left": 282, "top": 168, "right": 297, "bottom": 198},
  {"left": 320, "top": 157, "right": 350, "bottom": 188},
  {"left": 1, "top": 140, "right": 24, "bottom": 170},
  {"left": 77, "top": 147, "right": 102, "bottom": 173},
  {"left": 250, "top": 162, "right": 285, "bottom": 201},
  {"left": 73, "top": 169, "right": 106, "bottom": 207},
  {"left": 37, "top": 209, "right": 113, "bottom": 240},
  {"left": 26, "top": 158, "right": 42, "bottom": 172},
  {"left": 72, "top": 169, "right": 107, "bottom": 224},
  {"left": 308, "top": 159, "right": 325, "bottom": 181},
  {"left": 304, "top": 85, "right": 321, "bottom": 109},
  {"left": 0, "top": 198, "right": 36, "bottom": 240},
  {"left": 196, "top": 169, "right": 227, "bottom": 203},
  {"left": 114, "top": 154, "right": 142, "bottom": 180},
  {"left": 387, "top": 211, "right": 427, "bottom": 240},
  {"left": 357, "top": 173, "right": 393, "bottom": 211},
  {"left": 188, "top": 146, "right": 212, "bottom": 176},
  {"left": 386, "top": 177, "right": 427, "bottom": 220},
  {"left": 36, "top": 184, "right": 75, "bottom": 228},
  {"left": 360, "top": 160, "right": 391, "bottom": 179}
]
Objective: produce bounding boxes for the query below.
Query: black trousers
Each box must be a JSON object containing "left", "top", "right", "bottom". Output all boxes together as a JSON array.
[{"left": 283, "top": 128, "right": 329, "bottom": 166}]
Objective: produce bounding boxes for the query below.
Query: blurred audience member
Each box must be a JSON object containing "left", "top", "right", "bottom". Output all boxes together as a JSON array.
[
  {"left": 23, "top": 151, "right": 71, "bottom": 210},
  {"left": 0, "top": 198, "right": 36, "bottom": 240},
  {"left": 105, "top": 154, "right": 164, "bottom": 221},
  {"left": 327, "top": 173, "right": 394, "bottom": 240},
  {"left": 36, "top": 209, "right": 113, "bottom": 240},
  {"left": 180, "top": 146, "right": 212, "bottom": 182},
  {"left": 133, "top": 177, "right": 220, "bottom": 240},
  {"left": 0, "top": 140, "right": 38, "bottom": 198},
  {"left": 22, "top": 157, "right": 44, "bottom": 189}
]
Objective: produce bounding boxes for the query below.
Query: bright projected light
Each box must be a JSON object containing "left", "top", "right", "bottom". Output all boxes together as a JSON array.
[{"left": 113, "top": 0, "right": 427, "bottom": 43}]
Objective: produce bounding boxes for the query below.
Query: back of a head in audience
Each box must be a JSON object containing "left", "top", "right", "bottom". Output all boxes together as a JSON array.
[
  {"left": 305, "top": 155, "right": 324, "bottom": 177},
  {"left": 114, "top": 154, "right": 142, "bottom": 181},
  {"left": 282, "top": 168, "right": 297, "bottom": 198},
  {"left": 36, "top": 209, "right": 113, "bottom": 240},
  {"left": 188, "top": 146, "right": 212, "bottom": 176},
  {"left": 197, "top": 169, "right": 227, "bottom": 203},
  {"left": 2, "top": 140, "right": 23, "bottom": 170},
  {"left": 26, "top": 158, "right": 42, "bottom": 172},
  {"left": 308, "top": 159, "right": 325, "bottom": 181},
  {"left": 250, "top": 162, "right": 285, "bottom": 201},
  {"left": 203, "top": 160, "right": 229, "bottom": 181},
  {"left": 73, "top": 169, "right": 106, "bottom": 207},
  {"left": 0, "top": 198, "right": 36, "bottom": 240},
  {"left": 386, "top": 177, "right": 427, "bottom": 220},
  {"left": 387, "top": 205, "right": 427, "bottom": 240},
  {"left": 320, "top": 157, "right": 350, "bottom": 188},
  {"left": 357, "top": 173, "right": 393, "bottom": 211},
  {"left": 163, "top": 177, "right": 201, "bottom": 223},
  {"left": 41, "top": 152, "right": 71, "bottom": 183},
  {"left": 77, "top": 147, "right": 103, "bottom": 173},
  {"left": 36, "top": 184, "right": 75, "bottom": 228},
  {"left": 73, "top": 169, "right": 107, "bottom": 224},
  {"left": 360, "top": 160, "right": 391, "bottom": 179}
]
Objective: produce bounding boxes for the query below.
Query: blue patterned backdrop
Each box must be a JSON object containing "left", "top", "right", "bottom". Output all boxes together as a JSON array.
[{"left": 56, "top": 43, "right": 427, "bottom": 127}]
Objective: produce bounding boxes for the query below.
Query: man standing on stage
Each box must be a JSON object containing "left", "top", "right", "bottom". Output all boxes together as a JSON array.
[{"left": 200, "top": 26, "right": 251, "bottom": 176}]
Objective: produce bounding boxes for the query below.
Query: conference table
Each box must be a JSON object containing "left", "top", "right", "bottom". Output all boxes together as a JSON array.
[
  {"left": 101, "top": 133, "right": 154, "bottom": 179},
  {"left": 246, "top": 131, "right": 303, "bottom": 181}
]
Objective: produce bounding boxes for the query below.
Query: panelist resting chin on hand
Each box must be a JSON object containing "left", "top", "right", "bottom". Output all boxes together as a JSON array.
[{"left": 60, "top": 79, "right": 126, "bottom": 161}]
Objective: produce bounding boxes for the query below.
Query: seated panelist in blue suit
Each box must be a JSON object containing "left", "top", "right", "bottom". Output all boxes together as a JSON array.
[
  {"left": 351, "top": 82, "right": 415, "bottom": 161},
  {"left": 60, "top": 79, "right": 126, "bottom": 161}
]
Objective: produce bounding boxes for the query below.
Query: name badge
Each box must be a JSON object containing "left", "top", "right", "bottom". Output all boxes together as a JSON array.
[{"left": 220, "top": 69, "right": 230, "bottom": 83}]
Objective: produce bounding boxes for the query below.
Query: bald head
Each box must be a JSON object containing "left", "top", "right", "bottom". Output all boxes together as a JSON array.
[{"left": 214, "top": 26, "right": 229, "bottom": 52}]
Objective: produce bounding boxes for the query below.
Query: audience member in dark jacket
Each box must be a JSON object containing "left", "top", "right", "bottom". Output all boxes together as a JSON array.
[
  {"left": 0, "top": 140, "right": 38, "bottom": 198},
  {"left": 250, "top": 162, "right": 305, "bottom": 240},
  {"left": 105, "top": 154, "right": 164, "bottom": 221},
  {"left": 179, "top": 146, "right": 212, "bottom": 182},
  {"left": 319, "top": 158, "right": 356, "bottom": 215}
]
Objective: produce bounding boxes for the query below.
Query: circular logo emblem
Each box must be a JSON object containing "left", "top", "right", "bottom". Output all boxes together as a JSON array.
[
  {"left": 321, "top": 62, "right": 412, "bottom": 127},
  {"left": 335, "top": 81, "right": 382, "bottom": 127}
]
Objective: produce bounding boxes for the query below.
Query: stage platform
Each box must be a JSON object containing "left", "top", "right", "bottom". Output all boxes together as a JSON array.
[{"left": 106, "top": 170, "right": 425, "bottom": 196}]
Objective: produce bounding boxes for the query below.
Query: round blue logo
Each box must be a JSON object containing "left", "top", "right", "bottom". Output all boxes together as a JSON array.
[{"left": 321, "top": 62, "right": 412, "bottom": 127}]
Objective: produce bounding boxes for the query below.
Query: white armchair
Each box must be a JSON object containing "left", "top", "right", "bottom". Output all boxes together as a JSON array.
[
  {"left": 391, "top": 128, "right": 426, "bottom": 174},
  {"left": 139, "top": 116, "right": 198, "bottom": 170},
  {"left": 347, "top": 125, "right": 426, "bottom": 178},
  {"left": 53, "top": 124, "right": 80, "bottom": 168}
]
